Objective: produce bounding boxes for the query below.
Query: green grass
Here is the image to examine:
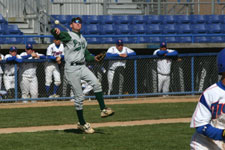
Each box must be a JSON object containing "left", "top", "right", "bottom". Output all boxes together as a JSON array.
[
  {"left": 0, "top": 123, "right": 194, "bottom": 150},
  {"left": 0, "top": 102, "right": 197, "bottom": 128}
]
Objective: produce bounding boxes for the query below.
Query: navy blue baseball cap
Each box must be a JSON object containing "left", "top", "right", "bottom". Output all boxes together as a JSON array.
[
  {"left": 116, "top": 39, "right": 123, "bottom": 46},
  {"left": 9, "top": 46, "right": 17, "bottom": 52},
  {"left": 160, "top": 42, "right": 167, "bottom": 48},
  {"left": 26, "top": 43, "right": 33, "bottom": 49}
]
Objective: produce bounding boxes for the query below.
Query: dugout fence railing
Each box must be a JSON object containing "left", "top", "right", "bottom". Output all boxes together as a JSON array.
[{"left": 0, "top": 52, "right": 219, "bottom": 102}]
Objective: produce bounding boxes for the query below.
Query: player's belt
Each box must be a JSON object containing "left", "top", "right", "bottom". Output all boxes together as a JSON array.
[
  {"left": 70, "top": 62, "right": 85, "bottom": 66},
  {"left": 158, "top": 73, "right": 170, "bottom": 76},
  {"left": 4, "top": 74, "right": 14, "bottom": 76}
]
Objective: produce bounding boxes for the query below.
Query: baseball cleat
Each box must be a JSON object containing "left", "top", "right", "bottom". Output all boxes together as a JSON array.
[
  {"left": 77, "top": 122, "right": 95, "bottom": 134},
  {"left": 101, "top": 107, "right": 114, "bottom": 118},
  {"left": 49, "top": 94, "right": 60, "bottom": 98}
]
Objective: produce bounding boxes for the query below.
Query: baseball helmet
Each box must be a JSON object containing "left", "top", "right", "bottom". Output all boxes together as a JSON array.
[{"left": 217, "top": 48, "right": 225, "bottom": 74}]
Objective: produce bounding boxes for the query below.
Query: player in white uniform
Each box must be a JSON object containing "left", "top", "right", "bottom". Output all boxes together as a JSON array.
[
  {"left": 4, "top": 46, "right": 22, "bottom": 98},
  {"left": 20, "top": 43, "right": 45, "bottom": 102},
  {"left": 0, "top": 53, "right": 5, "bottom": 90},
  {"left": 153, "top": 42, "right": 178, "bottom": 93},
  {"left": 106, "top": 39, "right": 136, "bottom": 95},
  {"left": 45, "top": 39, "right": 64, "bottom": 98},
  {"left": 190, "top": 48, "right": 225, "bottom": 150}
]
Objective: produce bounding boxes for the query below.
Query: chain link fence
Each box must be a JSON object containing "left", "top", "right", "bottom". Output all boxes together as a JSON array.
[{"left": 0, "top": 53, "right": 219, "bottom": 102}]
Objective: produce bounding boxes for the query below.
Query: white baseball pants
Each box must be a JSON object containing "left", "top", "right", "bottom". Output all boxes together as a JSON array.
[
  {"left": 3, "top": 75, "right": 15, "bottom": 90},
  {"left": 45, "top": 65, "right": 61, "bottom": 86},
  {"left": 157, "top": 74, "right": 170, "bottom": 93},
  {"left": 20, "top": 76, "right": 38, "bottom": 98}
]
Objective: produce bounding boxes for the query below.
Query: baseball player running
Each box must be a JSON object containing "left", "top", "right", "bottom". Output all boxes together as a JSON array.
[
  {"left": 4, "top": 46, "right": 22, "bottom": 98},
  {"left": 45, "top": 39, "right": 64, "bottom": 98},
  {"left": 20, "top": 43, "right": 45, "bottom": 102},
  {"left": 190, "top": 49, "right": 225, "bottom": 149},
  {"left": 106, "top": 39, "right": 136, "bottom": 95},
  {"left": 153, "top": 42, "right": 178, "bottom": 94},
  {"left": 51, "top": 17, "right": 114, "bottom": 134}
]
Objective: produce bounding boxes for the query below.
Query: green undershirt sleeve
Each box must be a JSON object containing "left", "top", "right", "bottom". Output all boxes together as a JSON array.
[
  {"left": 84, "top": 49, "right": 95, "bottom": 62},
  {"left": 50, "top": 28, "right": 71, "bottom": 43}
]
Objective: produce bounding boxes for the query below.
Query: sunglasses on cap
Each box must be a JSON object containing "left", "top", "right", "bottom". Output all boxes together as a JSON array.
[{"left": 73, "top": 20, "right": 81, "bottom": 24}]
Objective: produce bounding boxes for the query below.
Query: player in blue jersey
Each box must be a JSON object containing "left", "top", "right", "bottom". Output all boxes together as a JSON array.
[{"left": 190, "top": 49, "right": 225, "bottom": 149}]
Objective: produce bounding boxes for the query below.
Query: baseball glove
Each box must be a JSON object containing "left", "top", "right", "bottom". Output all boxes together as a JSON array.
[{"left": 95, "top": 51, "right": 106, "bottom": 62}]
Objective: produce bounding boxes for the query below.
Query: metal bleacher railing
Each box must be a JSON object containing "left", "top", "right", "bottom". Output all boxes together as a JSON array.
[{"left": 0, "top": 52, "right": 219, "bottom": 102}]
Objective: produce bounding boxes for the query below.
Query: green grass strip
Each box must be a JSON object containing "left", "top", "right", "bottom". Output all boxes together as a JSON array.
[
  {"left": 0, "top": 123, "right": 195, "bottom": 150},
  {"left": 0, "top": 102, "right": 197, "bottom": 128}
]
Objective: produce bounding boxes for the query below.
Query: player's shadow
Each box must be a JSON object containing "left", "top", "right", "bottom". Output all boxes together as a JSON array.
[{"left": 63, "top": 128, "right": 105, "bottom": 134}]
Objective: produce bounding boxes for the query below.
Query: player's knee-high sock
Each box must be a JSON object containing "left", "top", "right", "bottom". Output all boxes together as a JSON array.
[
  {"left": 53, "top": 85, "right": 59, "bottom": 94},
  {"left": 45, "top": 86, "right": 50, "bottom": 96},
  {"left": 76, "top": 110, "right": 86, "bottom": 125},
  {"left": 95, "top": 91, "right": 106, "bottom": 110}
]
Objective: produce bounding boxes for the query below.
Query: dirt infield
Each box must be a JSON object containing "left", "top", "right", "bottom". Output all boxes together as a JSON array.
[
  {"left": 0, "top": 95, "right": 199, "bottom": 109},
  {"left": 0, "top": 96, "right": 198, "bottom": 134}
]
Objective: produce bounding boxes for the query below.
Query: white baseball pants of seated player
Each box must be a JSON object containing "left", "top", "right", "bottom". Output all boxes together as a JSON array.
[
  {"left": 65, "top": 65, "right": 102, "bottom": 110},
  {"left": 107, "top": 67, "right": 124, "bottom": 95},
  {"left": 20, "top": 76, "right": 38, "bottom": 98},
  {"left": 157, "top": 73, "right": 170, "bottom": 93},
  {"left": 45, "top": 64, "right": 61, "bottom": 86},
  {"left": 3, "top": 75, "right": 15, "bottom": 91},
  {"left": 0, "top": 74, "right": 2, "bottom": 90}
]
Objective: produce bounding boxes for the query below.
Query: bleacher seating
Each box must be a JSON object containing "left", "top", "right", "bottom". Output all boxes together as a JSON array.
[
  {"left": 162, "top": 24, "right": 176, "bottom": 34},
  {"left": 3, "top": 13, "right": 225, "bottom": 44},
  {"left": 194, "top": 36, "right": 210, "bottom": 43},
  {"left": 6, "top": 24, "right": 22, "bottom": 35},
  {"left": 192, "top": 24, "right": 207, "bottom": 34},
  {"left": 162, "top": 15, "right": 176, "bottom": 24},
  {"left": 207, "top": 24, "right": 223, "bottom": 34},
  {"left": 176, "top": 15, "right": 191, "bottom": 24},
  {"left": 131, "top": 24, "right": 145, "bottom": 34},
  {"left": 177, "top": 24, "right": 192, "bottom": 34},
  {"left": 100, "top": 24, "right": 115, "bottom": 35},
  {"left": 206, "top": 15, "right": 221, "bottom": 24},
  {"left": 116, "top": 24, "right": 130, "bottom": 34},
  {"left": 115, "top": 15, "right": 131, "bottom": 24},
  {"left": 191, "top": 15, "right": 206, "bottom": 24},
  {"left": 130, "top": 15, "right": 146, "bottom": 24},
  {"left": 100, "top": 15, "right": 114, "bottom": 24},
  {"left": 177, "top": 36, "right": 192, "bottom": 43},
  {"left": 4, "top": 37, "right": 23, "bottom": 44},
  {"left": 145, "top": 15, "right": 161, "bottom": 24}
]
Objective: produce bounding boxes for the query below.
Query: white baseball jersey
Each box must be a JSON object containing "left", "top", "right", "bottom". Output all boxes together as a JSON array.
[
  {"left": 153, "top": 49, "right": 175, "bottom": 75},
  {"left": 20, "top": 52, "right": 44, "bottom": 77},
  {"left": 0, "top": 54, "right": 5, "bottom": 90},
  {"left": 45, "top": 43, "right": 64, "bottom": 86},
  {"left": 0, "top": 54, "right": 4, "bottom": 74},
  {"left": 4, "top": 54, "right": 22, "bottom": 75},
  {"left": 190, "top": 81, "right": 225, "bottom": 149},
  {"left": 46, "top": 43, "right": 64, "bottom": 65},
  {"left": 107, "top": 46, "right": 135, "bottom": 70}
]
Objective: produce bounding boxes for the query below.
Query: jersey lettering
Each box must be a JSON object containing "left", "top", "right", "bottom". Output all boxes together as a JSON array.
[
  {"left": 73, "top": 40, "right": 85, "bottom": 51},
  {"left": 211, "top": 102, "right": 225, "bottom": 119}
]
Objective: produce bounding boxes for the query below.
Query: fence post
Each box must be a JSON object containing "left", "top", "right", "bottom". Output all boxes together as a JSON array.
[
  {"left": 14, "top": 64, "right": 18, "bottom": 101},
  {"left": 134, "top": 59, "right": 138, "bottom": 97},
  {"left": 191, "top": 56, "right": 195, "bottom": 95}
]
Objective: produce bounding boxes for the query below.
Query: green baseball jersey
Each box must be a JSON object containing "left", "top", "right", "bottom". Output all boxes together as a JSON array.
[{"left": 51, "top": 29, "right": 95, "bottom": 72}]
